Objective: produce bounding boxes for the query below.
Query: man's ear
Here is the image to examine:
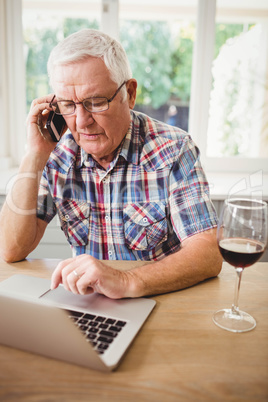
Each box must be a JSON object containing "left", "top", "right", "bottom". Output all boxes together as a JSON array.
[{"left": 126, "top": 79, "right": 137, "bottom": 110}]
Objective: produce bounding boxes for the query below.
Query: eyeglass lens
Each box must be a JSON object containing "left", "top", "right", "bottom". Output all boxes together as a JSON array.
[{"left": 53, "top": 98, "right": 109, "bottom": 115}]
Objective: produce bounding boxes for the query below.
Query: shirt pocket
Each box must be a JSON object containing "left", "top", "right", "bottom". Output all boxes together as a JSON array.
[
  {"left": 57, "top": 200, "right": 90, "bottom": 246},
  {"left": 123, "top": 202, "right": 168, "bottom": 251}
]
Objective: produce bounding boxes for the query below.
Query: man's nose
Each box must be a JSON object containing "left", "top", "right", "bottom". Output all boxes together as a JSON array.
[{"left": 75, "top": 104, "right": 94, "bottom": 128}]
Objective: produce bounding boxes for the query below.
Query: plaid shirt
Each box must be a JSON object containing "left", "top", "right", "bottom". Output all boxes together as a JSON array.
[{"left": 37, "top": 110, "right": 218, "bottom": 260}]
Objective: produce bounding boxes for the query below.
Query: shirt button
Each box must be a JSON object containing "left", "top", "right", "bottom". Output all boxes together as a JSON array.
[
  {"left": 108, "top": 250, "right": 113, "bottom": 256},
  {"left": 143, "top": 217, "right": 148, "bottom": 223},
  {"left": 65, "top": 214, "right": 70, "bottom": 220},
  {"left": 105, "top": 216, "right": 110, "bottom": 221}
]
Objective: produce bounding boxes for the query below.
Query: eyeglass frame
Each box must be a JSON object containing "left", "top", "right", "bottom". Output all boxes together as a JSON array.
[{"left": 49, "top": 81, "right": 127, "bottom": 115}]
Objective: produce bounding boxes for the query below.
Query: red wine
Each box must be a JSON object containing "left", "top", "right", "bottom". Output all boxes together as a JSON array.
[{"left": 219, "top": 238, "right": 265, "bottom": 268}]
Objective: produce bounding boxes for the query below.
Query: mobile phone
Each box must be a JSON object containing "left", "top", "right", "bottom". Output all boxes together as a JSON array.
[{"left": 46, "top": 111, "right": 66, "bottom": 142}]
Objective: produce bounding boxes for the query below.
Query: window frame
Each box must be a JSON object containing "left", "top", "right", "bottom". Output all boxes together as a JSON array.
[{"left": 0, "top": 0, "right": 26, "bottom": 170}]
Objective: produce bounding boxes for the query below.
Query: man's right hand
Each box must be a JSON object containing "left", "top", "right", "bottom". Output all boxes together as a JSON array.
[{"left": 26, "top": 94, "right": 66, "bottom": 159}]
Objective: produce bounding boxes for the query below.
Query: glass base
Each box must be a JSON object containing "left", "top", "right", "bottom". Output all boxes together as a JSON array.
[{"left": 213, "top": 308, "right": 256, "bottom": 333}]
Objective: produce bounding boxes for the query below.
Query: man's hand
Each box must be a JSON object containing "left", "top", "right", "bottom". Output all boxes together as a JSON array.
[
  {"left": 26, "top": 94, "right": 67, "bottom": 158},
  {"left": 51, "top": 254, "right": 133, "bottom": 299},
  {"left": 50, "top": 229, "right": 222, "bottom": 300}
]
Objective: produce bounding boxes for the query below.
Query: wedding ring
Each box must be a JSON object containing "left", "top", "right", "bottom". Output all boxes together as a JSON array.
[{"left": 73, "top": 269, "right": 80, "bottom": 278}]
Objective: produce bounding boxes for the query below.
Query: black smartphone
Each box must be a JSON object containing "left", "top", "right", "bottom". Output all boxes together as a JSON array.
[{"left": 46, "top": 111, "right": 66, "bottom": 142}]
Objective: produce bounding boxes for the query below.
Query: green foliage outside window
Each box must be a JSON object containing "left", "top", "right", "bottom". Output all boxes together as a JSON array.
[
  {"left": 24, "top": 18, "right": 196, "bottom": 111},
  {"left": 120, "top": 21, "right": 173, "bottom": 108},
  {"left": 210, "top": 23, "right": 257, "bottom": 157},
  {"left": 24, "top": 18, "right": 98, "bottom": 110},
  {"left": 24, "top": 18, "right": 247, "bottom": 112}
]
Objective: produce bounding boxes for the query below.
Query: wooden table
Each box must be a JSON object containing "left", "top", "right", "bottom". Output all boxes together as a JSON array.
[{"left": 0, "top": 258, "right": 267, "bottom": 402}]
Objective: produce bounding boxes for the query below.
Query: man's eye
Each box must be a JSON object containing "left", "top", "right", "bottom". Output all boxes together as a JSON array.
[
  {"left": 60, "top": 101, "right": 74, "bottom": 108},
  {"left": 93, "top": 98, "right": 106, "bottom": 107},
  {"left": 85, "top": 98, "right": 107, "bottom": 109},
  {"left": 83, "top": 99, "right": 93, "bottom": 108}
]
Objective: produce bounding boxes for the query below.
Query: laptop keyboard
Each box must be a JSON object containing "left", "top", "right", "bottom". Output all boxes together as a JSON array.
[{"left": 67, "top": 310, "right": 127, "bottom": 354}]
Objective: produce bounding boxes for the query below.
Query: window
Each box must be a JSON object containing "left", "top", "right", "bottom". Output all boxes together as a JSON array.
[
  {"left": 23, "top": 1, "right": 101, "bottom": 111},
  {"left": 0, "top": 0, "right": 267, "bottom": 184},
  {"left": 189, "top": 0, "right": 268, "bottom": 174},
  {"left": 119, "top": 1, "right": 197, "bottom": 132},
  {"left": 207, "top": 22, "right": 267, "bottom": 159}
]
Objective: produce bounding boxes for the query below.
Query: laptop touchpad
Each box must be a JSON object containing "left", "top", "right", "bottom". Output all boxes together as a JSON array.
[{"left": 39, "top": 285, "right": 110, "bottom": 311}]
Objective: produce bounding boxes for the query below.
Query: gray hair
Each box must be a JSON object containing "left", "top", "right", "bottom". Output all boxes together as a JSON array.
[{"left": 47, "top": 29, "right": 132, "bottom": 91}]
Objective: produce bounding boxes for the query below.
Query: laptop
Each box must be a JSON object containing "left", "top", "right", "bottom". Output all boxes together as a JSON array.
[{"left": 0, "top": 274, "right": 156, "bottom": 371}]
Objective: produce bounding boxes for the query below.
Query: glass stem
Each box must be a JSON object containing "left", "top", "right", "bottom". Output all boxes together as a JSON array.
[{"left": 232, "top": 267, "right": 244, "bottom": 315}]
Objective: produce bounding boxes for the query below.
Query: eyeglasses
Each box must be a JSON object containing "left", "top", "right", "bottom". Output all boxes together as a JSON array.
[{"left": 50, "top": 81, "right": 127, "bottom": 116}]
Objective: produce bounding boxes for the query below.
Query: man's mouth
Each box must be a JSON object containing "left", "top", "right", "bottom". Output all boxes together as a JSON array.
[{"left": 79, "top": 132, "right": 102, "bottom": 139}]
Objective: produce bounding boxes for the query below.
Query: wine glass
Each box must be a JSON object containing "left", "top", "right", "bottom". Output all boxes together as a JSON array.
[{"left": 213, "top": 198, "right": 267, "bottom": 332}]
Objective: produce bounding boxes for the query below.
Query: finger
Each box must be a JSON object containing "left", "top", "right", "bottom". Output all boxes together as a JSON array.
[
  {"left": 76, "top": 271, "right": 97, "bottom": 295},
  {"left": 61, "top": 265, "right": 75, "bottom": 291},
  {"left": 77, "top": 280, "right": 95, "bottom": 296},
  {"left": 30, "top": 94, "right": 55, "bottom": 111},
  {"left": 27, "top": 104, "right": 51, "bottom": 127},
  {"left": 27, "top": 95, "right": 55, "bottom": 126},
  {"left": 51, "top": 259, "right": 73, "bottom": 289},
  {"left": 67, "top": 269, "right": 82, "bottom": 294},
  {"left": 79, "top": 285, "right": 94, "bottom": 295},
  {"left": 54, "top": 256, "right": 83, "bottom": 292}
]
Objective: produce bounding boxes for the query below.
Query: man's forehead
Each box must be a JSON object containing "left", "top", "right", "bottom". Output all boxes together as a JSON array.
[
  {"left": 52, "top": 57, "right": 109, "bottom": 79},
  {"left": 51, "top": 61, "right": 114, "bottom": 99}
]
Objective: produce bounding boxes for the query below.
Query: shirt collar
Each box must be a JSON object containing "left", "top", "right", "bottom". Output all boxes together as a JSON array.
[
  {"left": 118, "top": 111, "right": 142, "bottom": 165},
  {"left": 77, "top": 111, "right": 142, "bottom": 169}
]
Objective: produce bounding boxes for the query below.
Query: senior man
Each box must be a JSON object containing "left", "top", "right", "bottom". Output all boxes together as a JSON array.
[{"left": 0, "top": 29, "right": 222, "bottom": 299}]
